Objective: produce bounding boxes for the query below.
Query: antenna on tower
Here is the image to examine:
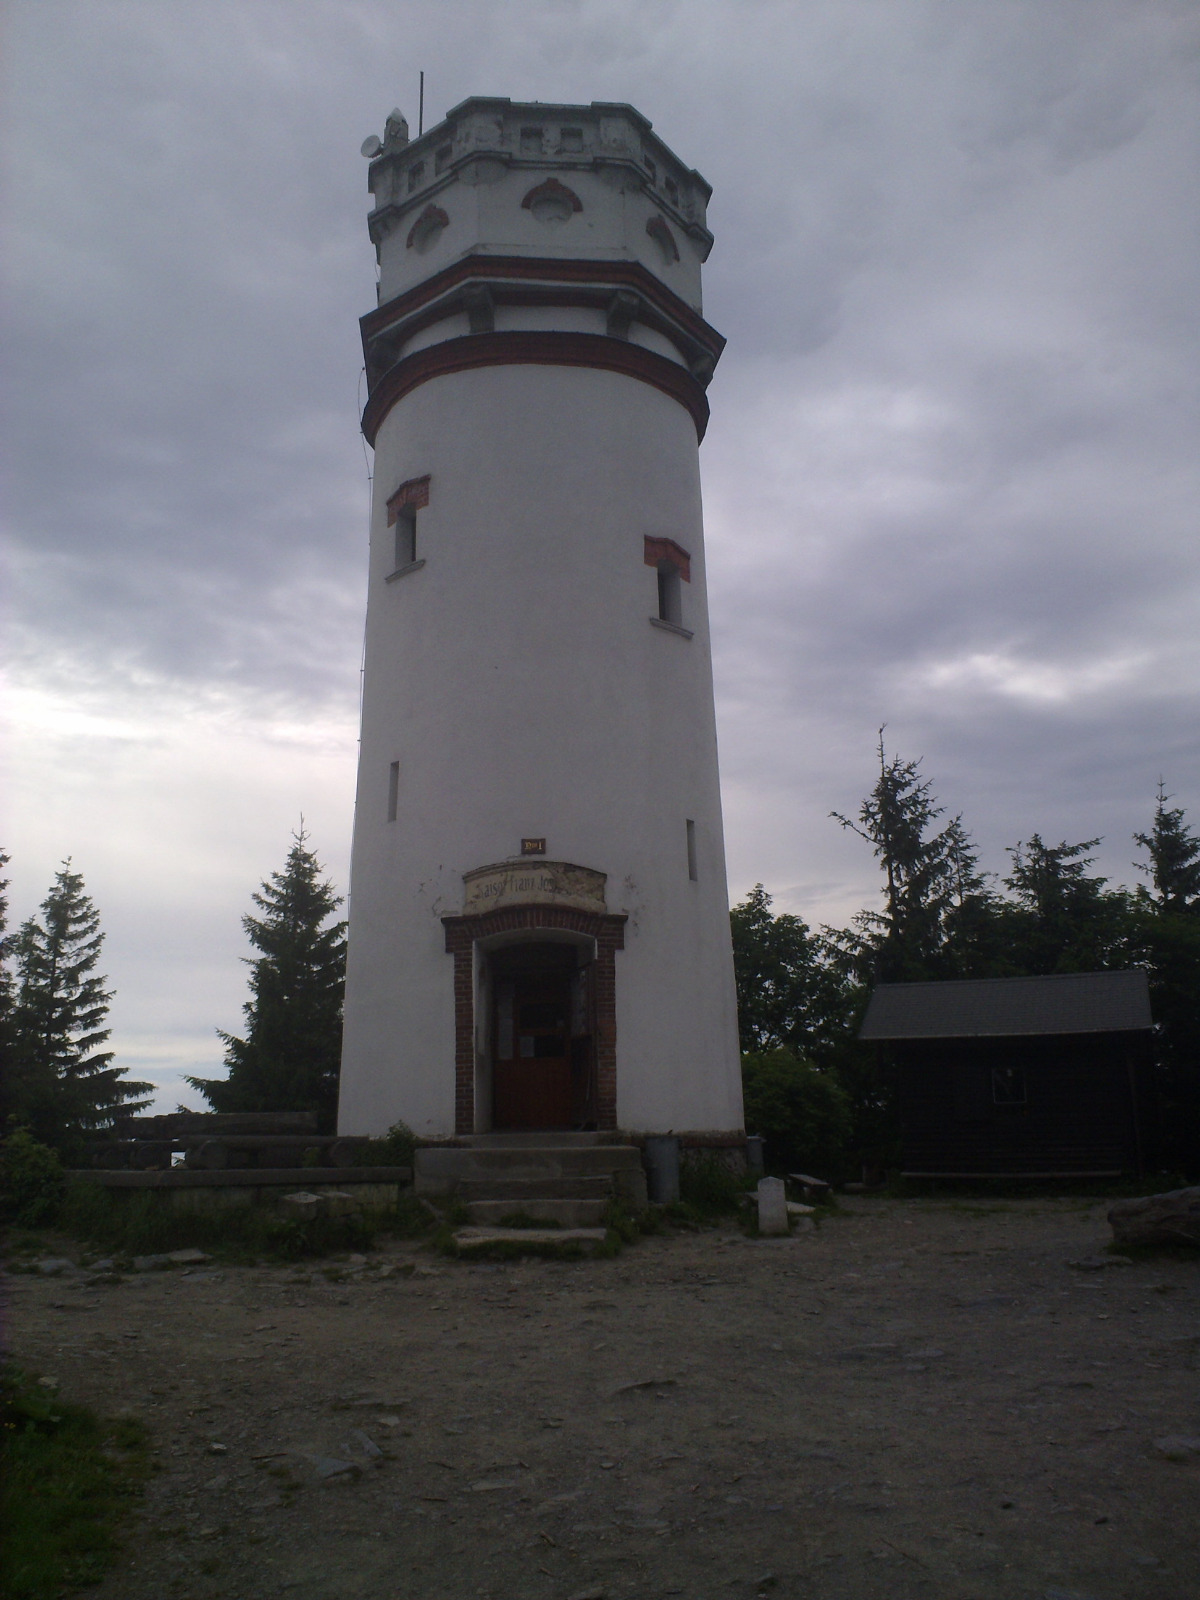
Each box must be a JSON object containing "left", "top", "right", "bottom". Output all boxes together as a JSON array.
[{"left": 419, "top": 71, "right": 424, "bottom": 136}]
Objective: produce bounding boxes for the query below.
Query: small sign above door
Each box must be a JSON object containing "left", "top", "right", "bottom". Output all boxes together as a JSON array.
[
  {"left": 521, "top": 838, "right": 547, "bottom": 856},
  {"left": 462, "top": 859, "right": 607, "bottom": 914}
]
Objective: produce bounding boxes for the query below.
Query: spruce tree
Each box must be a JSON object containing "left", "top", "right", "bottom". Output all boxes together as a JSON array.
[
  {"left": 1134, "top": 782, "right": 1200, "bottom": 911},
  {"left": 0, "top": 850, "right": 16, "bottom": 1131},
  {"left": 6, "top": 861, "right": 151, "bottom": 1150},
  {"left": 1131, "top": 787, "right": 1200, "bottom": 1175},
  {"left": 1002, "top": 835, "right": 1132, "bottom": 974},
  {"left": 188, "top": 829, "right": 347, "bottom": 1130},
  {"left": 831, "top": 734, "right": 998, "bottom": 982}
]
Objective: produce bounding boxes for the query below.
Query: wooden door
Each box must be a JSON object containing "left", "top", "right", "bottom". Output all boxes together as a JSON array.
[{"left": 493, "top": 965, "right": 572, "bottom": 1130}]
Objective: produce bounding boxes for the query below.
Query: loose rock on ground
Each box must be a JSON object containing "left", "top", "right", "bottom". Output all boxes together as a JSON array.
[{"left": 6, "top": 1196, "right": 1199, "bottom": 1599}]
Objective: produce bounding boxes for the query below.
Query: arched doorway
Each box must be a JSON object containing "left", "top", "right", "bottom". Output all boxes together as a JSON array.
[{"left": 442, "top": 903, "right": 626, "bottom": 1135}]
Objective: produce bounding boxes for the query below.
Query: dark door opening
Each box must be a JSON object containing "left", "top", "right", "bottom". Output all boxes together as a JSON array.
[{"left": 491, "top": 942, "right": 595, "bottom": 1130}]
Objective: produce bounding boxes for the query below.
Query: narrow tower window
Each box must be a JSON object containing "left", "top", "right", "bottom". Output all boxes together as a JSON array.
[
  {"left": 387, "top": 475, "right": 431, "bottom": 578},
  {"left": 394, "top": 505, "right": 416, "bottom": 568},
  {"left": 387, "top": 761, "right": 400, "bottom": 822},
  {"left": 657, "top": 562, "right": 681, "bottom": 626},
  {"left": 686, "top": 819, "right": 698, "bottom": 881},
  {"left": 644, "top": 535, "right": 692, "bottom": 635}
]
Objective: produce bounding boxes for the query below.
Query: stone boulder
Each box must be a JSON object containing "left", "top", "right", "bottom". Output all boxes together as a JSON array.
[{"left": 1108, "top": 1186, "right": 1200, "bottom": 1248}]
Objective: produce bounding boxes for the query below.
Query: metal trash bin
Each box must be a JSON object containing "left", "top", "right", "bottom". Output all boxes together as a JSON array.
[
  {"left": 745, "top": 1135, "right": 765, "bottom": 1174},
  {"left": 643, "top": 1135, "right": 681, "bottom": 1204}
]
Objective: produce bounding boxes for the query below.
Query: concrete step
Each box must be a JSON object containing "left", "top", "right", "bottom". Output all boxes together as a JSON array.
[
  {"left": 415, "top": 1143, "right": 646, "bottom": 1207},
  {"left": 452, "top": 1225, "right": 609, "bottom": 1258},
  {"left": 463, "top": 1197, "right": 610, "bottom": 1227},
  {"left": 455, "top": 1175, "right": 613, "bottom": 1202}
]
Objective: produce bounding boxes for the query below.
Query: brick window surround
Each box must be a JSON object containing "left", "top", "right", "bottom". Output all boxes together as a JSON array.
[
  {"left": 387, "top": 475, "right": 431, "bottom": 523},
  {"left": 442, "top": 905, "right": 627, "bottom": 1135},
  {"left": 643, "top": 535, "right": 691, "bottom": 582}
]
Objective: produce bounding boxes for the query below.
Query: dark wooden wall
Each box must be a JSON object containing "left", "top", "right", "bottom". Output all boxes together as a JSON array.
[{"left": 892, "top": 1032, "right": 1149, "bottom": 1175}]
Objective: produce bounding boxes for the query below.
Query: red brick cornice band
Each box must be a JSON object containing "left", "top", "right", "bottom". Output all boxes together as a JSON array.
[
  {"left": 442, "top": 906, "right": 628, "bottom": 949},
  {"left": 361, "top": 254, "right": 723, "bottom": 355},
  {"left": 361, "top": 330, "right": 711, "bottom": 446}
]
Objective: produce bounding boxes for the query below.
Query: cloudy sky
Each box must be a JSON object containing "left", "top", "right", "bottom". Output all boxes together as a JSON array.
[{"left": 4, "top": 0, "right": 1198, "bottom": 1110}]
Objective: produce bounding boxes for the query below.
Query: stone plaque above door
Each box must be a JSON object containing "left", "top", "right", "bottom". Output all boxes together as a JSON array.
[{"left": 462, "top": 860, "right": 607, "bottom": 914}]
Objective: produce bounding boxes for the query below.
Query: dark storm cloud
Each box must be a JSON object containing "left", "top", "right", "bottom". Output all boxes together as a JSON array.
[
  {"left": 4, "top": 3, "right": 375, "bottom": 705},
  {"left": 3, "top": 1, "right": 1198, "bottom": 1101},
  {"left": 692, "top": 4, "right": 1200, "bottom": 904}
]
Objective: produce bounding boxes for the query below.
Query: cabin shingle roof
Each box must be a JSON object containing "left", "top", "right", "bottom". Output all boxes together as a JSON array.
[{"left": 858, "top": 969, "right": 1152, "bottom": 1041}]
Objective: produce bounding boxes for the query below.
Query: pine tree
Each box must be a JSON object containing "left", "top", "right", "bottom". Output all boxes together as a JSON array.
[
  {"left": 6, "top": 861, "right": 151, "bottom": 1150},
  {"left": 1134, "top": 782, "right": 1200, "bottom": 911},
  {"left": 1002, "top": 835, "right": 1132, "bottom": 974},
  {"left": 0, "top": 850, "right": 17, "bottom": 1130},
  {"left": 831, "top": 734, "right": 997, "bottom": 982},
  {"left": 188, "top": 829, "right": 347, "bottom": 1130},
  {"left": 1131, "top": 787, "right": 1200, "bottom": 1175}
]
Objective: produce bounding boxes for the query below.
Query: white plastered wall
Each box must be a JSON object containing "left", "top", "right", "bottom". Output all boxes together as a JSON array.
[{"left": 337, "top": 362, "right": 742, "bottom": 1138}]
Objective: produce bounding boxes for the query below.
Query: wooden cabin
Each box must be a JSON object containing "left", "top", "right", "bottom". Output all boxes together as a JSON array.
[{"left": 859, "top": 970, "right": 1153, "bottom": 1178}]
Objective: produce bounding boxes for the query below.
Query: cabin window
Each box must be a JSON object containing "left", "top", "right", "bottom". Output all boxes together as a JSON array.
[{"left": 991, "top": 1065, "right": 1027, "bottom": 1105}]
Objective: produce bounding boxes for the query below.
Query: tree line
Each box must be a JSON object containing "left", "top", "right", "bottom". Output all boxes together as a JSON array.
[
  {"left": 3, "top": 743, "right": 1197, "bottom": 1179},
  {"left": 0, "top": 832, "right": 347, "bottom": 1156},
  {"left": 734, "top": 737, "right": 1200, "bottom": 1179}
]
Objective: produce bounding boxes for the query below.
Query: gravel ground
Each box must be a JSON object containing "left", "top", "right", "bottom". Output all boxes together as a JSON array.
[{"left": 6, "top": 1196, "right": 1199, "bottom": 1600}]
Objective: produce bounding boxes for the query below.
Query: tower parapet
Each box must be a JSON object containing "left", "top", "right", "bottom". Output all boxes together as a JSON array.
[
  {"left": 367, "top": 98, "right": 713, "bottom": 304},
  {"left": 359, "top": 99, "right": 724, "bottom": 450}
]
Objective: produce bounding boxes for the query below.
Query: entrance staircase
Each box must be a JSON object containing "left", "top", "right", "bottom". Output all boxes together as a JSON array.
[{"left": 414, "top": 1133, "right": 647, "bottom": 1230}]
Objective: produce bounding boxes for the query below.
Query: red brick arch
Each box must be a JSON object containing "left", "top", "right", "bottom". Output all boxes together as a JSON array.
[{"left": 442, "top": 905, "right": 626, "bottom": 1134}]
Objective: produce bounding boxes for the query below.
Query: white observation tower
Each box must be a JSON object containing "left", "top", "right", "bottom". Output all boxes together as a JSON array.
[{"left": 338, "top": 98, "right": 743, "bottom": 1146}]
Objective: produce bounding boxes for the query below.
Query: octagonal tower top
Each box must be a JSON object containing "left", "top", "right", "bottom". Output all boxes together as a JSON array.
[{"left": 365, "top": 98, "right": 714, "bottom": 312}]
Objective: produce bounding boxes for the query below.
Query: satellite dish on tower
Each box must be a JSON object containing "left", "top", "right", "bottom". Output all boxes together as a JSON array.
[{"left": 360, "top": 134, "right": 382, "bottom": 159}]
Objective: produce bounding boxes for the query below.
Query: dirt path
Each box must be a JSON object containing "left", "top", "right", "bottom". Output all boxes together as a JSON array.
[{"left": 7, "top": 1198, "right": 1199, "bottom": 1600}]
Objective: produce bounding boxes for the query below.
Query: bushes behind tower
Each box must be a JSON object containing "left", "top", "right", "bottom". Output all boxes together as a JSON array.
[{"left": 740, "top": 1047, "right": 854, "bottom": 1179}]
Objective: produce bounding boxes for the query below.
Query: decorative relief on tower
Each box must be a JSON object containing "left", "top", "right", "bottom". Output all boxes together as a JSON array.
[
  {"left": 406, "top": 204, "right": 449, "bottom": 253},
  {"left": 521, "top": 178, "right": 583, "bottom": 224},
  {"left": 462, "top": 860, "right": 607, "bottom": 914},
  {"left": 646, "top": 215, "right": 680, "bottom": 264}
]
